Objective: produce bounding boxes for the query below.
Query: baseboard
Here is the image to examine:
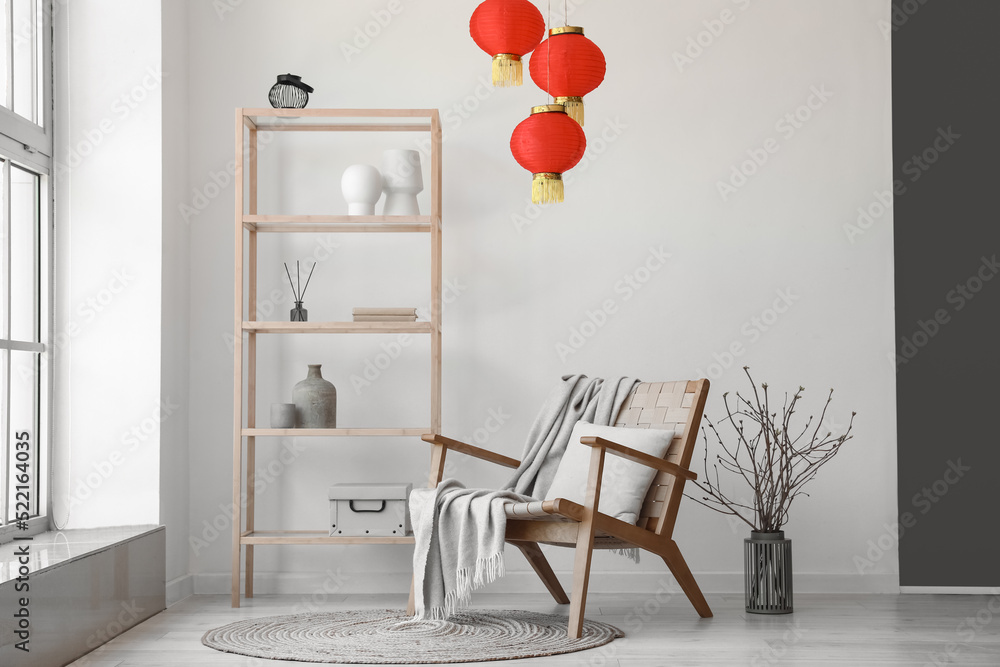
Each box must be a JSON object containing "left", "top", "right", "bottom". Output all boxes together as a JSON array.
[
  {"left": 196, "top": 570, "right": 899, "bottom": 596},
  {"left": 900, "top": 586, "right": 1000, "bottom": 595},
  {"left": 167, "top": 573, "right": 195, "bottom": 606}
]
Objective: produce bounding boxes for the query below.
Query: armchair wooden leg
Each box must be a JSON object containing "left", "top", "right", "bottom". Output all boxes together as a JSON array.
[
  {"left": 568, "top": 538, "right": 595, "bottom": 639},
  {"left": 568, "top": 446, "right": 605, "bottom": 639},
  {"left": 513, "top": 542, "right": 570, "bottom": 604},
  {"left": 661, "top": 539, "right": 713, "bottom": 618}
]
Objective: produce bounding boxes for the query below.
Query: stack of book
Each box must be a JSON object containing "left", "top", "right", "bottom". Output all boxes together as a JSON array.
[{"left": 352, "top": 307, "right": 418, "bottom": 322}]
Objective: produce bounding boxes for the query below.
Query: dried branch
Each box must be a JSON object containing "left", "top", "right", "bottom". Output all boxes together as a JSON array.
[{"left": 685, "top": 367, "right": 855, "bottom": 532}]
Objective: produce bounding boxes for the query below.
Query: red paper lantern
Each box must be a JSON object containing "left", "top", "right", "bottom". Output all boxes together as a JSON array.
[
  {"left": 529, "top": 26, "right": 606, "bottom": 125},
  {"left": 510, "top": 105, "right": 587, "bottom": 204},
  {"left": 470, "top": 0, "right": 545, "bottom": 87}
]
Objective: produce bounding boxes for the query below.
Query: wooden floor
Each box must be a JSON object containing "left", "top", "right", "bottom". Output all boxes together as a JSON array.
[{"left": 70, "top": 592, "right": 1000, "bottom": 666}]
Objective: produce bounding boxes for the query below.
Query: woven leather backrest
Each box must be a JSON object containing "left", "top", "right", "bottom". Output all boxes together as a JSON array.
[{"left": 613, "top": 379, "right": 709, "bottom": 537}]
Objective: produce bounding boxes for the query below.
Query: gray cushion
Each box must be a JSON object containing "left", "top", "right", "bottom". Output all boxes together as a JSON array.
[{"left": 543, "top": 422, "right": 675, "bottom": 525}]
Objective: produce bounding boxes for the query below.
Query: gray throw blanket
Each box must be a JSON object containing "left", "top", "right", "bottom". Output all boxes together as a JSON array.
[{"left": 409, "top": 375, "right": 638, "bottom": 619}]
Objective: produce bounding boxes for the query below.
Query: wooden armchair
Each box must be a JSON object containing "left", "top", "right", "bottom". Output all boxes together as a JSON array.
[{"left": 409, "top": 379, "right": 713, "bottom": 638}]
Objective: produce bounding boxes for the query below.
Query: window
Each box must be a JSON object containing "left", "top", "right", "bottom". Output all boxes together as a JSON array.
[
  {"left": 0, "top": 0, "right": 51, "bottom": 543},
  {"left": 2, "top": 0, "right": 47, "bottom": 127}
]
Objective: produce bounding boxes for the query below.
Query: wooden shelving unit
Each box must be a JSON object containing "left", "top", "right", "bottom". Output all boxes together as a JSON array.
[{"left": 232, "top": 108, "right": 442, "bottom": 607}]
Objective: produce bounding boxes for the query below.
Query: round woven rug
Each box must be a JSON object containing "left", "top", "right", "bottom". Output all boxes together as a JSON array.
[{"left": 202, "top": 608, "right": 623, "bottom": 664}]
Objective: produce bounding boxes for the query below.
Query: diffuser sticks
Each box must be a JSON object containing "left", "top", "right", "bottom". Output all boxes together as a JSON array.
[{"left": 285, "top": 261, "right": 315, "bottom": 322}]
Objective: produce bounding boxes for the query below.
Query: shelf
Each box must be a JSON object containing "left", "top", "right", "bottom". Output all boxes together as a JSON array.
[
  {"left": 243, "top": 215, "right": 435, "bottom": 233},
  {"left": 242, "top": 321, "right": 432, "bottom": 334},
  {"left": 233, "top": 108, "right": 442, "bottom": 608},
  {"left": 242, "top": 427, "right": 429, "bottom": 437},
  {"left": 241, "top": 530, "right": 415, "bottom": 545},
  {"left": 243, "top": 108, "right": 437, "bottom": 132}
]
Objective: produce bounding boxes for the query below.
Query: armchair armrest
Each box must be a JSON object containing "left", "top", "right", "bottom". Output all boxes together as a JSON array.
[
  {"left": 579, "top": 436, "right": 697, "bottom": 481},
  {"left": 421, "top": 434, "right": 521, "bottom": 469}
]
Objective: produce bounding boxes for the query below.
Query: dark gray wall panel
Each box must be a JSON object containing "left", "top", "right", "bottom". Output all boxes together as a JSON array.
[{"left": 893, "top": 0, "right": 1000, "bottom": 586}]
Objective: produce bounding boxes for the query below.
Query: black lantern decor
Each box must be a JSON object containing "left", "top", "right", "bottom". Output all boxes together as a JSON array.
[{"left": 268, "top": 74, "right": 314, "bottom": 109}]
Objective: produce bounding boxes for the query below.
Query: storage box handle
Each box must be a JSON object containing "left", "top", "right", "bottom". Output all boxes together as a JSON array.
[{"left": 349, "top": 500, "right": 387, "bottom": 513}]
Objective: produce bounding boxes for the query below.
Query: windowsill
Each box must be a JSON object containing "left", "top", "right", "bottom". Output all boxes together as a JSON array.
[
  {"left": 0, "top": 524, "right": 160, "bottom": 585},
  {"left": 0, "top": 514, "right": 50, "bottom": 543}
]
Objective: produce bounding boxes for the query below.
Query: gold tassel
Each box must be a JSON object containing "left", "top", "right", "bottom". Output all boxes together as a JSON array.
[
  {"left": 532, "top": 173, "right": 564, "bottom": 204},
  {"left": 492, "top": 54, "right": 522, "bottom": 87},
  {"left": 555, "top": 96, "right": 585, "bottom": 125}
]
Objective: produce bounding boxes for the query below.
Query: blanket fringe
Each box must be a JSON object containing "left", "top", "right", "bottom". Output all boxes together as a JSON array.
[
  {"left": 423, "top": 548, "right": 639, "bottom": 619},
  {"left": 612, "top": 547, "right": 640, "bottom": 563},
  {"left": 425, "top": 551, "right": 506, "bottom": 621}
]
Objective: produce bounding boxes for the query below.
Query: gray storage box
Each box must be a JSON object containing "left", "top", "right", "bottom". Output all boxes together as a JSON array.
[{"left": 328, "top": 483, "right": 412, "bottom": 537}]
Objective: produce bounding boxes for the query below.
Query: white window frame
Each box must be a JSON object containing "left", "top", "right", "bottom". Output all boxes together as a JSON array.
[{"left": 0, "top": 0, "right": 52, "bottom": 544}]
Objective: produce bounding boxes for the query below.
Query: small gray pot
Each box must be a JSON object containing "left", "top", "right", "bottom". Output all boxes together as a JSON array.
[{"left": 270, "top": 403, "right": 296, "bottom": 429}]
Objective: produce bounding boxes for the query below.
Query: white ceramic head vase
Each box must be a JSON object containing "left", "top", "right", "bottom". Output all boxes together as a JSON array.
[
  {"left": 341, "top": 164, "right": 384, "bottom": 216},
  {"left": 380, "top": 149, "right": 423, "bottom": 216}
]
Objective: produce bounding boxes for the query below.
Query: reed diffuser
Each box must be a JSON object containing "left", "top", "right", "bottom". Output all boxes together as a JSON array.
[{"left": 284, "top": 261, "right": 316, "bottom": 322}]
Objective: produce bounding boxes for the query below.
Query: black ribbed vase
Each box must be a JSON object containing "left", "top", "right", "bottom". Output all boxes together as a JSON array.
[{"left": 744, "top": 530, "right": 793, "bottom": 614}]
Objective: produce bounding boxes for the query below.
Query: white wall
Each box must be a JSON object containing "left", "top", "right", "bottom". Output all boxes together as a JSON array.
[
  {"left": 53, "top": 0, "right": 165, "bottom": 529},
  {"left": 180, "top": 0, "right": 896, "bottom": 594},
  {"left": 52, "top": 0, "right": 192, "bottom": 604},
  {"left": 161, "top": 0, "right": 193, "bottom": 602}
]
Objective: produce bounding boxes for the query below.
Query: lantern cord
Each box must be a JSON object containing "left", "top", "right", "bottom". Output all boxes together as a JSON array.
[{"left": 564, "top": 0, "right": 568, "bottom": 26}]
